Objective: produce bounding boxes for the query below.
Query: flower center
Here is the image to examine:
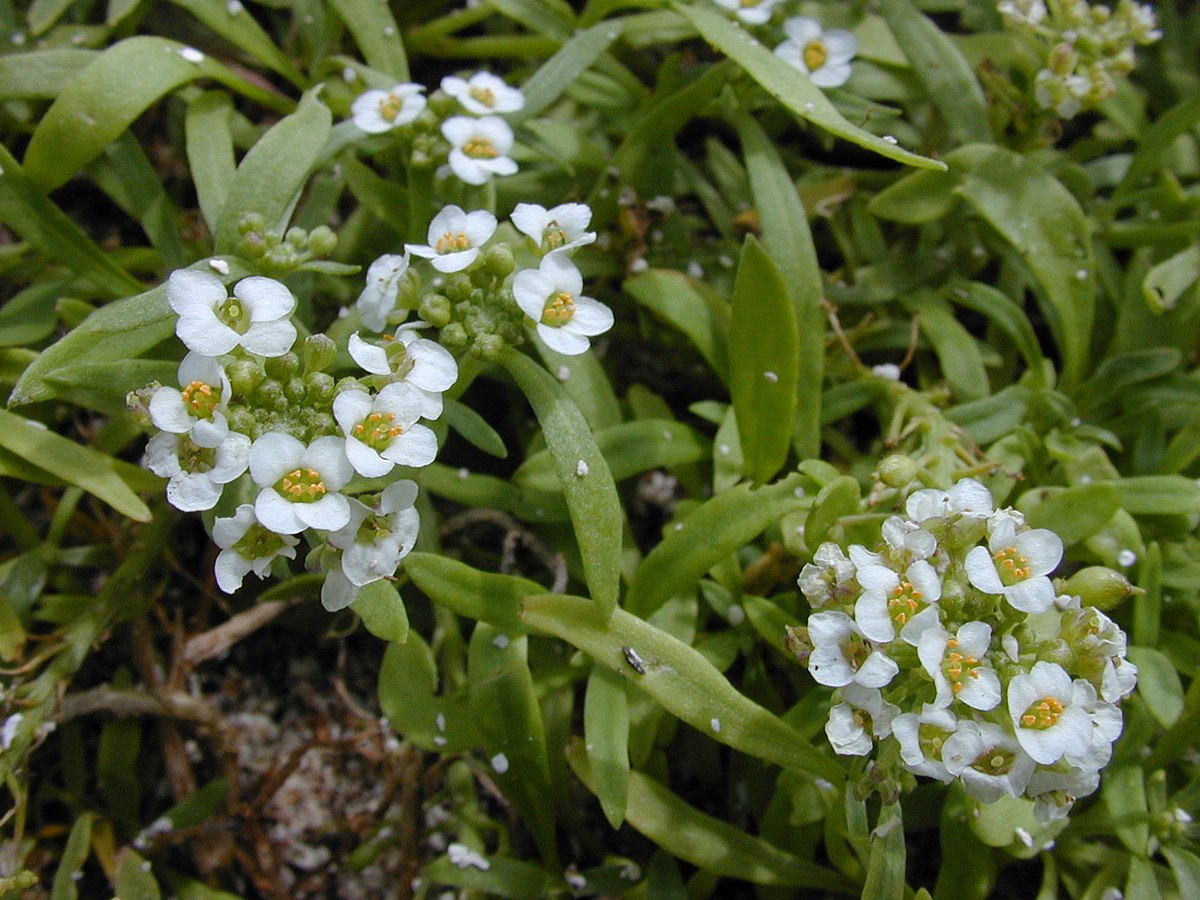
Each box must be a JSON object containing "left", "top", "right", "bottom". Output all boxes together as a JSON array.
[
  {"left": 886, "top": 579, "right": 923, "bottom": 627},
  {"left": 353, "top": 412, "right": 404, "bottom": 451},
  {"left": 803, "top": 39, "right": 828, "bottom": 72},
  {"left": 839, "top": 632, "right": 872, "bottom": 673},
  {"left": 1020, "top": 696, "right": 1064, "bottom": 730},
  {"left": 970, "top": 747, "right": 1015, "bottom": 776},
  {"left": 543, "top": 220, "right": 569, "bottom": 249},
  {"left": 993, "top": 546, "right": 1033, "bottom": 584},
  {"left": 468, "top": 85, "right": 496, "bottom": 107},
  {"left": 941, "top": 637, "right": 983, "bottom": 696},
  {"left": 380, "top": 92, "right": 403, "bottom": 123},
  {"left": 541, "top": 291, "right": 576, "bottom": 326},
  {"left": 178, "top": 437, "right": 216, "bottom": 473},
  {"left": 356, "top": 512, "right": 395, "bottom": 546},
  {"left": 918, "top": 723, "right": 950, "bottom": 760},
  {"left": 181, "top": 381, "right": 218, "bottom": 419},
  {"left": 218, "top": 296, "right": 250, "bottom": 334},
  {"left": 436, "top": 231, "right": 471, "bottom": 254},
  {"left": 276, "top": 468, "right": 327, "bottom": 503},
  {"left": 232, "top": 522, "right": 288, "bottom": 560},
  {"left": 463, "top": 136, "right": 497, "bottom": 159}
]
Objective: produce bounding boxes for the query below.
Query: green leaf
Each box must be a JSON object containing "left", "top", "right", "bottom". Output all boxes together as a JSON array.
[
  {"left": 378, "top": 632, "right": 479, "bottom": 752},
  {"left": 499, "top": 349, "right": 622, "bottom": 616},
  {"left": 804, "top": 475, "right": 861, "bottom": 549},
  {"left": 0, "top": 143, "right": 141, "bottom": 299},
  {"left": 626, "top": 474, "right": 807, "bottom": 618},
  {"left": 946, "top": 281, "right": 1045, "bottom": 379},
  {"left": 89, "top": 132, "right": 185, "bottom": 266},
  {"left": 486, "top": 0, "right": 576, "bottom": 39},
  {"left": 1142, "top": 244, "right": 1199, "bottom": 313},
  {"left": 1128, "top": 646, "right": 1184, "bottom": 728},
  {"left": 625, "top": 269, "right": 729, "bottom": 380},
  {"left": 113, "top": 850, "right": 161, "bottom": 900},
  {"left": 1116, "top": 475, "right": 1200, "bottom": 515},
  {"left": 511, "top": 20, "right": 623, "bottom": 124},
  {"left": 331, "top": 0, "right": 410, "bottom": 79},
  {"left": 523, "top": 593, "right": 842, "bottom": 780},
  {"left": 421, "top": 856, "right": 556, "bottom": 898},
  {"left": 733, "top": 112, "right": 823, "bottom": 459},
  {"left": 868, "top": 168, "right": 959, "bottom": 225},
  {"left": 50, "top": 813, "right": 93, "bottom": 900},
  {"left": 185, "top": 91, "right": 236, "bottom": 236},
  {"left": 729, "top": 236, "right": 798, "bottom": 483},
  {"left": 862, "top": 802, "right": 906, "bottom": 900},
  {"left": 442, "top": 397, "right": 507, "bottom": 458},
  {"left": 0, "top": 48, "right": 97, "bottom": 100},
  {"left": 678, "top": 3, "right": 945, "bottom": 170},
  {"left": 1102, "top": 766, "right": 1150, "bottom": 856},
  {"left": 403, "top": 552, "right": 540, "bottom": 633},
  {"left": 584, "top": 665, "right": 631, "bottom": 828},
  {"left": 214, "top": 88, "right": 333, "bottom": 255},
  {"left": 947, "top": 144, "right": 1094, "bottom": 390},
  {"left": 905, "top": 291, "right": 989, "bottom": 401},
  {"left": 0, "top": 411, "right": 150, "bottom": 521},
  {"left": 1021, "top": 482, "right": 1121, "bottom": 547},
  {"left": 23, "top": 36, "right": 283, "bottom": 193},
  {"left": 468, "top": 624, "right": 558, "bottom": 866},
  {"left": 515, "top": 419, "right": 708, "bottom": 492},
  {"left": 351, "top": 579, "right": 409, "bottom": 643},
  {"left": 0, "top": 280, "right": 64, "bottom": 347},
  {"left": 567, "top": 743, "right": 851, "bottom": 889},
  {"left": 1162, "top": 847, "right": 1200, "bottom": 899},
  {"left": 533, "top": 343, "right": 622, "bottom": 430},
  {"left": 1116, "top": 95, "right": 1200, "bottom": 197},
  {"left": 879, "top": 0, "right": 990, "bottom": 145},
  {"left": 166, "top": 0, "right": 305, "bottom": 86}
]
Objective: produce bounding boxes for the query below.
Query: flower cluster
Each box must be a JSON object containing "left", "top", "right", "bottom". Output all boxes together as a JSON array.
[
  {"left": 999, "top": 0, "right": 1160, "bottom": 118},
  {"left": 788, "top": 478, "right": 1137, "bottom": 823},
  {"left": 349, "top": 70, "right": 525, "bottom": 187}
]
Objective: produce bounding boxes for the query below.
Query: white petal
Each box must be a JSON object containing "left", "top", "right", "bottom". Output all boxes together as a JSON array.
[
  {"left": 958, "top": 667, "right": 1002, "bottom": 711},
  {"left": 249, "top": 431, "right": 305, "bottom": 486},
  {"left": 566, "top": 295, "right": 614, "bottom": 336},
  {"left": 215, "top": 549, "right": 253, "bottom": 593},
  {"left": 430, "top": 247, "right": 480, "bottom": 273},
  {"left": 854, "top": 594, "right": 895, "bottom": 643},
  {"left": 965, "top": 545, "right": 1005, "bottom": 594},
  {"left": 177, "top": 313, "right": 240, "bottom": 356},
  {"left": 406, "top": 340, "right": 458, "bottom": 392},
  {"left": 540, "top": 253, "right": 583, "bottom": 294},
  {"left": 255, "top": 488, "right": 304, "bottom": 534},
  {"left": 949, "top": 478, "right": 994, "bottom": 517},
  {"left": 168, "top": 471, "right": 222, "bottom": 511},
  {"left": 346, "top": 437, "right": 394, "bottom": 477},
  {"left": 149, "top": 388, "right": 194, "bottom": 433},
  {"left": 441, "top": 116, "right": 477, "bottom": 146},
  {"left": 240, "top": 319, "right": 297, "bottom": 357},
  {"left": 381, "top": 424, "right": 438, "bottom": 468},
  {"left": 1004, "top": 577, "right": 1056, "bottom": 613},
  {"left": 821, "top": 30, "right": 858, "bottom": 63},
  {"left": 906, "top": 560, "right": 942, "bottom": 602},
  {"left": 856, "top": 564, "right": 899, "bottom": 596},
  {"left": 855, "top": 651, "right": 899, "bottom": 688},
  {"left": 1015, "top": 529, "right": 1063, "bottom": 576},
  {"left": 235, "top": 276, "right": 295, "bottom": 321},
  {"left": 537, "top": 323, "right": 590, "bottom": 355},
  {"left": 321, "top": 566, "right": 360, "bottom": 611},
  {"left": 782, "top": 16, "right": 823, "bottom": 45},
  {"left": 511, "top": 203, "right": 549, "bottom": 240},
  {"left": 190, "top": 415, "right": 229, "bottom": 449},
  {"left": 167, "top": 269, "right": 225, "bottom": 316},
  {"left": 348, "top": 333, "right": 391, "bottom": 374},
  {"left": 333, "top": 389, "right": 375, "bottom": 434},
  {"left": 448, "top": 151, "right": 489, "bottom": 185},
  {"left": 210, "top": 433, "right": 251, "bottom": 483},
  {"left": 513, "top": 269, "right": 554, "bottom": 320},
  {"left": 304, "top": 435, "right": 353, "bottom": 489},
  {"left": 810, "top": 64, "right": 852, "bottom": 88},
  {"left": 145, "top": 432, "right": 182, "bottom": 478},
  {"left": 212, "top": 505, "right": 255, "bottom": 549},
  {"left": 296, "top": 492, "right": 351, "bottom": 531}
]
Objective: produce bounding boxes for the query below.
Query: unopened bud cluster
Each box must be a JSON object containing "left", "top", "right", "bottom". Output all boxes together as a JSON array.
[
  {"left": 999, "top": 0, "right": 1160, "bottom": 119},
  {"left": 790, "top": 477, "right": 1137, "bottom": 823},
  {"left": 236, "top": 213, "right": 338, "bottom": 275}
]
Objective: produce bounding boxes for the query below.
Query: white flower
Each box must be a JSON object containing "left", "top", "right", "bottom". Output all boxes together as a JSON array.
[
  {"left": 512, "top": 254, "right": 614, "bottom": 356},
  {"left": 825, "top": 685, "right": 899, "bottom": 756},
  {"left": 892, "top": 706, "right": 958, "bottom": 783},
  {"left": 1027, "top": 765, "right": 1100, "bottom": 824},
  {"left": 1007, "top": 661, "right": 1096, "bottom": 766},
  {"left": 712, "top": 0, "right": 784, "bottom": 25},
  {"left": 145, "top": 430, "right": 250, "bottom": 512},
  {"left": 351, "top": 83, "right": 426, "bottom": 133},
  {"left": 918, "top": 621, "right": 1002, "bottom": 711},
  {"left": 149, "top": 352, "right": 232, "bottom": 448},
  {"left": 167, "top": 270, "right": 297, "bottom": 358},
  {"left": 441, "top": 116, "right": 518, "bottom": 185},
  {"left": 806, "top": 610, "right": 899, "bottom": 689},
  {"left": 511, "top": 203, "right": 596, "bottom": 255},
  {"left": 356, "top": 253, "right": 410, "bottom": 333},
  {"left": 965, "top": 517, "right": 1063, "bottom": 613},
  {"left": 333, "top": 383, "right": 439, "bottom": 477},
  {"left": 212, "top": 504, "right": 299, "bottom": 593},
  {"left": 321, "top": 564, "right": 360, "bottom": 612},
  {"left": 249, "top": 433, "right": 353, "bottom": 534},
  {"left": 942, "top": 721, "right": 1036, "bottom": 803},
  {"left": 406, "top": 205, "right": 497, "bottom": 273},
  {"left": 880, "top": 515, "right": 937, "bottom": 560},
  {"left": 327, "top": 480, "right": 420, "bottom": 591},
  {"left": 854, "top": 558, "right": 942, "bottom": 645},
  {"left": 774, "top": 17, "right": 858, "bottom": 88},
  {"left": 906, "top": 477, "right": 994, "bottom": 524},
  {"left": 349, "top": 326, "right": 458, "bottom": 420},
  {"left": 441, "top": 72, "right": 524, "bottom": 115},
  {"left": 798, "top": 542, "right": 856, "bottom": 608},
  {"left": 997, "top": 0, "right": 1047, "bottom": 28}
]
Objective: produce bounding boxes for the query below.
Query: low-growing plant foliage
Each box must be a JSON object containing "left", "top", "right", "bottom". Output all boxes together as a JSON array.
[{"left": 1, "top": 0, "right": 1198, "bottom": 897}]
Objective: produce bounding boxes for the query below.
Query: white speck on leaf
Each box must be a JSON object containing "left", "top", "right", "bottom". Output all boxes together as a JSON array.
[
  {"left": 710, "top": 718, "right": 721, "bottom": 733},
  {"left": 491, "top": 752, "right": 509, "bottom": 773},
  {"left": 492, "top": 633, "right": 509, "bottom": 649},
  {"left": 179, "top": 46, "right": 205, "bottom": 63},
  {"left": 763, "top": 371, "right": 779, "bottom": 383},
  {"left": 208, "top": 258, "right": 230, "bottom": 275},
  {"left": 576, "top": 459, "right": 589, "bottom": 477}
]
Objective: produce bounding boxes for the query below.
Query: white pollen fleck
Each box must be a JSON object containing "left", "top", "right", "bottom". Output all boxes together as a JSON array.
[
  {"left": 662, "top": 430, "right": 672, "bottom": 440},
  {"left": 1117, "top": 549, "right": 1137, "bottom": 567},
  {"left": 763, "top": 371, "right": 779, "bottom": 383},
  {"left": 710, "top": 717, "right": 721, "bottom": 733},
  {"left": 727, "top": 605, "right": 745, "bottom": 625},
  {"left": 492, "top": 633, "right": 509, "bottom": 649},
  {"left": 491, "top": 752, "right": 509, "bottom": 773},
  {"left": 793, "top": 486, "right": 805, "bottom": 498},
  {"left": 556, "top": 365, "right": 571, "bottom": 381},
  {"left": 384, "top": 26, "right": 396, "bottom": 35},
  {"left": 686, "top": 261, "right": 704, "bottom": 279},
  {"left": 566, "top": 872, "right": 587, "bottom": 890},
  {"left": 179, "top": 46, "right": 205, "bottom": 63},
  {"left": 630, "top": 257, "right": 649, "bottom": 273},
  {"left": 803, "top": 102, "right": 815, "bottom": 112},
  {"left": 718, "top": 444, "right": 731, "bottom": 456},
  {"left": 140, "top": 861, "right": 152, "bottom": 873},
  {"left": 343, "top": 66, "right": 357, "bottom": 82},
  {"left": 11, "top": 32, "right": 26, "bottom": 46},
  {"left": 576, "top": 459, "right": 589, "bottom": 477},
  {"left": 433, "top": 735, "right": 447, "bottom": 746},
  {"left": 227, "top": 0, "right": 244, "bottom": 13},
  {"left": 673, "top": 522, "right": 684, "bottom": 532},
  {"left": 1015, "top": 827, "right": 1034, "bottom": 848},
  {"left": 872, "top": 363, "right": 901, "bottom": 381},
  {"left": 208, "top": 258, "right": 230, "bottom": 275},
  {"left": 1, "top": 714, "right": 23, "bottom": 749},
  {"left": 448, "top": 843, "right": 490, "bottom": 870},
  {"left": 435, "top": 713, "right": 446, "bottom": 732},
  {"left": 882, "top": 135, "right": 898, "bottom": 144},
  {"left": 1075, "top": 269, "right": 1089, "bottom": 281},
  {"left": 457, "top": 467, "right": 469, "bottom": 480},
  {"left": 718, "top": 254, "right": 734, "bottom": 268}
]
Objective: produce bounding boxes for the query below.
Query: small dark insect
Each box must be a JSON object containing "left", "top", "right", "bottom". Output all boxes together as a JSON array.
[{"left": 622, "top": 645, "right": 646, "bottom": 674}]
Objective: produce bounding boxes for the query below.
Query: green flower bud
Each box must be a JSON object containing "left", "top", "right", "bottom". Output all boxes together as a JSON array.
[
  {"left": 419, "top": 293, "right": 452, "bottom": 327},
  {"left": 239, "top": 212, "right": 266, "bottom": 234},
  {"left": 428, "top": 92, "right": 458, "bottom": 117},
  {"left": 301, "top": 334, "right": 337, "bottom": 373},
  {"left": 286, "top": 226, "right": 307, "bottom": 248},
  {"left": 308, "top": 411, "right": 336, "bottom": 439},
  {"left": 264, "top": 352, "right": 300, "bottom": 380},
  {"left": 237, "top": 231, "right": 268, "bottom": 259},
  {"left": 877, "top": 454, "right": 918, "bottom": 488},
  {"left": 284, "top": 376, "right": 307, "bottom": 403},
  {"left": 253, "top": 378, "right": 287, "bottom": 412},
  {"left": 484, "top": 243, "right": 516, "bottom": 278},
  {"left": 442, "top": 322, "right": 469, "bottom": 350},
  {"left": 472, "top": 333, "right": 504, "bottom": 360},
  {"left": 308, "top": 225, "right": 337, "bottom": 257},
  {"left": 126, "top": 384, "right": 158, "bottom": 427},
  {"left": 335, "top": 376, "right": 365, "bottom": 395},
  {"left": 227, "top": 359, "right": 265, "bottom": 398},
  {"left": 1059, "top": 566, "right": 1137, "bottom": 611},
  {"left": 445, "top": 274, "right": 473, "bottom": 303},
  {"left": 228, "top": 407, "right": 256, "bottom": 436},
  {"left": 783, "top": 625, "right": 812, "bottom": 667},
  {"left": 304, "top": 371, "right": 335, "bottom": 405}
]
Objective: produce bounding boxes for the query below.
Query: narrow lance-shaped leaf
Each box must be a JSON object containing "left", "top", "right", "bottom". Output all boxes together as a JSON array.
[
  {"left": 185, "top": 91, "right": 236, "bottom": 237},
  {"left": 332, "top": 0, "right": 410, "bottom": 80},
  {"left": 678, "top": 3, "right": 945, "bottom": 170},
  {"left": 523, "top": 592, "right": 843, "bottom": 781},
  {"left": 351, "top": 580, "right": 409, "bottom": 644},
  {"left": 584, "top": 665, "right": 631, "bottom": 828},
  {"left": 166, "top": 0, "right": 305, "bottom": 87},
  {"left": 214, "top": 88, "right": 333, "bottom": 255},
  {"left": 511, "top": 21, "right": 623, "bottom": 124},
  {"left": 567, "top": 743, "right": 853, "bottom": 890},
  {"left": 403, "top": 551, "right": 539, "bottom": 633},
  {"left": 499, "top": 349, "right": 622, "bottom": 616},
  {"left": 734, "top": 112, "right": 823, "bottom": 460},
  {"left": 862, "top": 802, "right": 907, "bottom": 900},
  {"left": 626, "top": 474, "right": 808, "bottom": 618}
]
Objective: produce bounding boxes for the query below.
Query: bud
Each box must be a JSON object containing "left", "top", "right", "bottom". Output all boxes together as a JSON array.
[
  {"left": 228, "top": 407, "right": 256, "bottom": 436},
  {"left": 285, "top": 226, "right": 307, "bottom": 248},
  {"left": 384, "top": 340, "right": 409, "bottom": 369},
  {"left": 1059, "top": 566, "right": 1137, "bottom": 611},
  {"left": 126, "top": 384, "right": 158, "bottom": 427},
  {"left": 877, "top": 454, "right": 918, "bottom": 489},
  {"left": 307, "top": 411, "right": 337, "bottom": 439},
  {"left": 237, "top": 231, "right": 268, "bottom": 259},
  {"left": 472, "top": 333, "right": 504, "bottom": 360},
  {"left": 253, "top": 378, "right": 286, "bottom": 412},
  {"left": 441, "top": 322, "right": 469, "bottom": 350},
  {"left": 484, "top": 243, "right": 516, "bottom": 278},
  {"left": 444, "top": 274, "right": 473, "bottom": 303},
  {"left": 264, "top": 351, "right": 300, "bottom": 380},
  {"left": 284, "top": 376, "right": 307, "bottom": 403},
  {"left": 783, "top": 625, "right": 813, "bottom": 667},
  {"left": 304, "top": 372, "right": 335, "bottom": 405},
  {"left": 419, "top": 293, "right": 452, "bottom": 327},
  {"left": 1049, "top": 42, "right": 1077, "bottom": 75},
  {"left": 301, "top": 334, "right": 337, "bottom": 373},
  {"left": 239, "top": 211, "right": 266, "bottom": 234},
  {"left": 227, "top": 359, "right": 265, "bottom": 397},
  {"left": 308, "top": 225, "right": 337, "bottom": 257}
]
